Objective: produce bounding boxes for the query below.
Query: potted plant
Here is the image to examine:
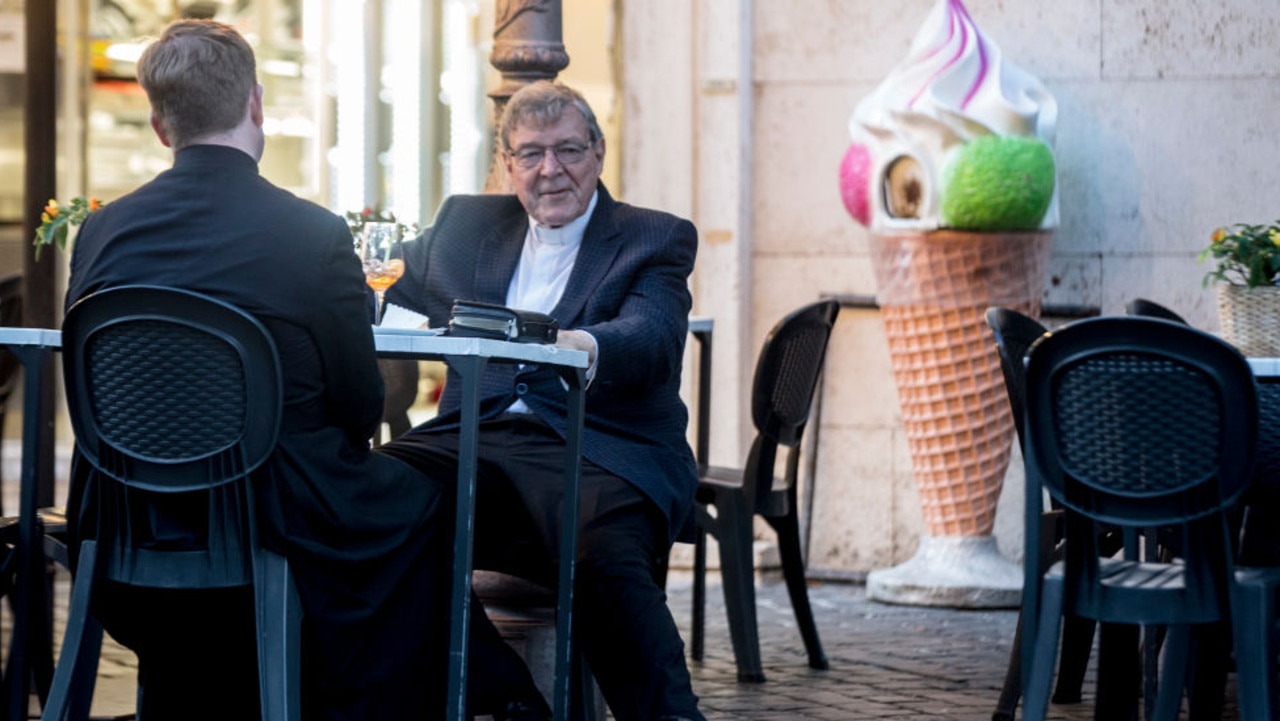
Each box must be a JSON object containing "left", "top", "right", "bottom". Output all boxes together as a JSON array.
[{"left": 1200, "top": 221, "right": 1280, "bottom": 357}]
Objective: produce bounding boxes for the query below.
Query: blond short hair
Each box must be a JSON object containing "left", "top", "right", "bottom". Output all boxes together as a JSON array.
[{"left": 136, "top": 20, "right": 256, "bottom": 149}]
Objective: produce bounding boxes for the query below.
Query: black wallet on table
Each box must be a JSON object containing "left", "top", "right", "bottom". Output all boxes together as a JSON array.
[{"left": 447, "top": 300, "right": 558, "bottom": 344}]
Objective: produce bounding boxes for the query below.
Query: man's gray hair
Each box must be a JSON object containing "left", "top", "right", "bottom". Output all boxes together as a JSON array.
[{"left": 499, "top": 81, "right": 603, "bottom": 150}]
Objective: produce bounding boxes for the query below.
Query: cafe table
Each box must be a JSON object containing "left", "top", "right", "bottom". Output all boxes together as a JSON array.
[
  {"left": 687, "top": 317, "right": 713, "bottom": 473},
  {"left": 0, "top": 327, "right": 62, "bottom": 721},
  {"left": 372, "top": 327, "right": 589, "bottom": 721},
  {"left": 0, "top": 325, "right": 587, "bottom": 721},
  {"left": 685, "top": 317, "right": 713, "bottom": 659}
]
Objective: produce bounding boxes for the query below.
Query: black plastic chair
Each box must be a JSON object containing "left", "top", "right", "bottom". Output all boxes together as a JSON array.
[
  {"left": 692, "top": 299, "right": 837, "bottom": 682},
  {"left": 1085, "top": 301, "right": 1246, "bottom": 720},
  {"left": 1125, "top": 297, "right": 1188, "bottom": 325},
  {"left": 986, "top": 308, "right": 1108, "bottom": 720},
  {"left": 45, "top": 285, "right": 302, "bottom": 721},
  {"left": 1018, "top": 316, "right": 1274, "bottom": 721}
]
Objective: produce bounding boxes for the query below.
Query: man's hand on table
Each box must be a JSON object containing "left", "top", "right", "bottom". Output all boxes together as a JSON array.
[{"left": 555, "top": 329, "right": 597, "bottom": 364}]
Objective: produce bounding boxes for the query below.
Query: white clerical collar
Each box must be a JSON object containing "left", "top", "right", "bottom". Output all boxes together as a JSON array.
[{"left": 528, "top": 189, "right": 599, "bottom": 247}]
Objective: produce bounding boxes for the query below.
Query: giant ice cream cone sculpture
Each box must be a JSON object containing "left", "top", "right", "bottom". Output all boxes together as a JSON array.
[
  {"left": 841, "top": 0, "right": 1056, "bottom": 607},
  {"left": 873, "top": 230, "right": 1049, "bottom": 534}
]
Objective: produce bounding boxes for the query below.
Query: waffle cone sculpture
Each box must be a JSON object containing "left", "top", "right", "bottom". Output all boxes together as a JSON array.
[{"left": 871, "top": 230, "right": 1050, "bottom": 537}]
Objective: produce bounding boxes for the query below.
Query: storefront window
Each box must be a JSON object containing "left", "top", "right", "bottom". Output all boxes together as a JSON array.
[
  {"left": 83, "top": 0, "right": 315, "bottom": 203},
  {"left": 0, "top": 1, "right": 24, "bottom": 223},
  {"left": 0, "top": 0, "right": 491, "bottom": 241}
]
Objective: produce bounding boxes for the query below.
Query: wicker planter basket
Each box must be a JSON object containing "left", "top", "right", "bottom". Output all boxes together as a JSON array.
[{"left": 1216, "top": 284, "right": 1280, "bottom": 357}]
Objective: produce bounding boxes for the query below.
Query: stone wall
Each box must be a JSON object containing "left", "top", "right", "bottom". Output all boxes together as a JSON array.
[{"left": 620, "top": 0, "right": 1280, "bottom": 575}]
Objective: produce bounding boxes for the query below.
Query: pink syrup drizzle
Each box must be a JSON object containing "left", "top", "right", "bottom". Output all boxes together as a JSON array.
[{"left": 906, "top": 0, "right": 989, "bottom": 112}]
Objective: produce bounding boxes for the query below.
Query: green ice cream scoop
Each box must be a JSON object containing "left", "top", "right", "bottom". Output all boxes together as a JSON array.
[{"left": 941, "top": 135, "right": 1055, "bottom": 231}]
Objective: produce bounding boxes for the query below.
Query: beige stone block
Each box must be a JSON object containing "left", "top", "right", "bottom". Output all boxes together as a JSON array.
[
  {"left": 1103, "top": 0, "right": 1280, "bottom": 79},
  {"left": 888, "top": 429, "right": 925, "bottom": 564},
  {"left": 756, "top": 0, "right": 918, "bottom": 83},
  {"left": 820, "top": 307, "right": 899, "bottom": 428},
  {"left": 993, "top": 444, "right": 1026, "bottom": 564},
  {"left": 806, "top": 424, "right": 901, "bottom": 573},
  {"left": 618, "top": 0, "right": 694, "bottom": 218},
  {"left": 754, "top": 0, "right": 1099, "bottom": 83},
  {"left": 1053, "top": 80, "right": 1280, "bottom": 257},
  {"left": 753, "top": 85, "right": 870, "bottom": 256},
  {"left": 1100, "top": 255, "right": 1222, "bottom": 331},
  {"left": 748, "top": 257, "right": 875, "bottom": 322},
  {"left": 667, "top": 539, "right": 780, "bottom": 574},
  {"left": 1043, "top": 253, "right": 1102, "bottom": 310}
]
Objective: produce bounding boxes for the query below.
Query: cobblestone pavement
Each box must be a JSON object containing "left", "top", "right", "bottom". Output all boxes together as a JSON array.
[
  {"left": 673, "top": 577, "right": 1240, "bottom": 721},
  {"left": 673, "top": 577, "right": 1061, "bottom": 721},
  {"left": 26, "top": 572, "right": 1242, "bottom": 719}
]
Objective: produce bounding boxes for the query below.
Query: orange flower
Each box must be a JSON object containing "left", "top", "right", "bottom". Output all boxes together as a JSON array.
[
  {"left": 1211, "top": 227, "right": 1227, "bottom": 243},
  {"left": 33, "top": 196, "right": 104, "bottom": 261}
]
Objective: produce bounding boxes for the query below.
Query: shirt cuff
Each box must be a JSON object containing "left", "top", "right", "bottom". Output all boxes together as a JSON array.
[{"left": 581, "top": 331, "right": 599, "bottom": 385}]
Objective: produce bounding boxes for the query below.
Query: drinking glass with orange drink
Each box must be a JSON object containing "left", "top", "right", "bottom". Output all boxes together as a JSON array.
[{"left": 355, "top": 221, "right": 405, "bottom": 324}]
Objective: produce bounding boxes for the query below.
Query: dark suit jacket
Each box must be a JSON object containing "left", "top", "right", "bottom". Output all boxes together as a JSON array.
[
  {"left": 65, "top": 144, "right": 442, "bottom": 625},
  {"left": 384, "top": 184, "right": 700, "bottom": 537}
]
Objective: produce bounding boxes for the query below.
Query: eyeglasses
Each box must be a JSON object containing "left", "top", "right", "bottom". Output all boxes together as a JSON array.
[{"left": 507, "top": 142, "right": 593, "bottom": 170}]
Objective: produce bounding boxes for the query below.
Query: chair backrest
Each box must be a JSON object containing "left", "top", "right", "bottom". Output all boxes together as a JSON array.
[
  {"left": 1025, "top": 316, "right": 1256, "bottom": 525},
  {"left": 62, "top": 285, "right": 283, "bottom": 588},
  {"left": 743, "top": 299, "right": 840, "bottom": 508},
  {"left": 984, "top": 306, "right": 1049, "bottom": 453},
  {"left": 1022, "top": 316, "right": 1257, "bottom": 616},
  {"left": 1125, "top": 297, "right": 1189, "bottom": 325}
]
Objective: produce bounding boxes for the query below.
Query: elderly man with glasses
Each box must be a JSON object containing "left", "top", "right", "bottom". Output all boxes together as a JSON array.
[{"left": 380, "top": 80, "right": 704, "bottom": 721}]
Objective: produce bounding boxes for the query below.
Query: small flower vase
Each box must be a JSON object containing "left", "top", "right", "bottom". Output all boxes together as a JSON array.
[{"left": 1216, "top": 284, "right": 1280, "bottom": 357}]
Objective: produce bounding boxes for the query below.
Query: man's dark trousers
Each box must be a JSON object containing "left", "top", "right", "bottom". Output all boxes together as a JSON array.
[{"left": 380, "top": 412, "right": 702, "bottom": 721}]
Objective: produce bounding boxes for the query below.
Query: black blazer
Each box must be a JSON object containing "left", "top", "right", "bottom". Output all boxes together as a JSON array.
[
  {"left": 65, "top": 145, "right": 441, "bottom": 615},
  {"left": 385, "top": 184, "right": 700, "bottom": 537}
]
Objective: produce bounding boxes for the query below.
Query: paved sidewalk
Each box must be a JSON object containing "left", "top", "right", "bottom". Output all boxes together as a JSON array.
[
  {"left": 675, "top": 577, "right": 1054, "bottom": 721},
  {"left": 28, "top": 571, "right": 1242, "bottom": 719}
]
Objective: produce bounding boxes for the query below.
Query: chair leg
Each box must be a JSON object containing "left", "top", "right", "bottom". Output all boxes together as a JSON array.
[
  {"left": 991, "top": 608, "right": 1024, "bottom": 721},
  {"left": 691, "top": 525, "right": 707, "bottom": 662},
  {"left": 1152, "top": 625, "right": 1191, "bottom": 721},
  {"left": 766, "top": 512, "right": 827, "bottom": 670},
  {"left": 1142, "top": 623, "right": 1166, "bottom": 721},
  {"left": 1095, "top": 622, "right": 1140, "bottom": 721},
  {"left": 254, "top": 548, "right": 302, "bottom": 721},
  {"left": 996, "top": 511, "right": 1076, "bottom": 721},
  {"left": 1050, "top": 615, "right": 1095, "bottom": 704},
  {"left": 1020, "top": 576, "right": 1064, "bottom": 721},
  {"left": 1185, "top": 622, "right": 1229, "bottom": 721},
  {"left": 30, "top": 561, "right": 59, "bottom": 708},
  {"left": 569, "top": 638, "right": 605, "bottom": 721},
  {"left": 41, "top": 541, "right": 103, "bottom": 721},
  {"left": 1232, "top": 573, "right": 1279, "bottom": 721},
  {"left": 713, "top": 494, "right": 765, "bottom": 683}
]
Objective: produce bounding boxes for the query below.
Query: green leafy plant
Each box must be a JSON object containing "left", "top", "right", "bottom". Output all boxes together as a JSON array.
[
  {"left": 1199, "top": 222, "right": 1280, "bottom": 288},
  {"left": 33, "top": 196, "right": 101, "bottom": 261}
]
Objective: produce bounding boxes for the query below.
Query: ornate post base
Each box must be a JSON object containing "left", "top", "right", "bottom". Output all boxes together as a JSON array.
[{"left": 866, "top": 535, "right": 1021, "bottom": 608}]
